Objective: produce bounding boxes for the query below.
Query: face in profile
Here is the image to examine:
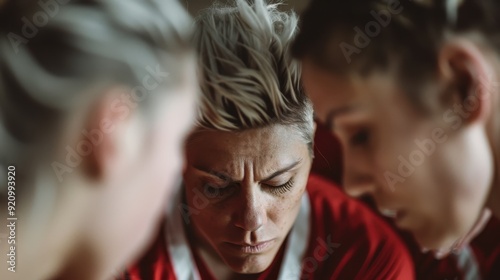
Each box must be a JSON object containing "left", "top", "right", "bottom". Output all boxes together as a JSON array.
[
  {"left": 183, "top": 124, "right": 312, "bottom": 274},
  {"left": 88, "top": 62, "right": 199, "bottom": 277},
  {"left": 301, "top": 58, "right": 494, "bottom": 252}
]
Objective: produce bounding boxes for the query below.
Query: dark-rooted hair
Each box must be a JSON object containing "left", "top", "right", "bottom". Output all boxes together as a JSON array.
[{"left": 292, "top": 0, "right": 500, "bottom": 112}]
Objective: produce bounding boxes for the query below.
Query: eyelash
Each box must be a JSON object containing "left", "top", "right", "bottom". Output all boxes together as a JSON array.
[
  {"left": 203, "top": 183, "right": 236, "bottom": 199},
  {"left": 202, "top": 178, "right": 295, "bottom": 198},
  {"left": 264, "top": 179, "right": 294, "bottom": 195}
]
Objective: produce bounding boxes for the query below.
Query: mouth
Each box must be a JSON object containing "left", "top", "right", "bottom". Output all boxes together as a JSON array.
[
  {"left": 379, "top": 209, "right": 407, "bottom": 224},
  {"left": 224, "top": 239, "right": 276, "bottom": 254},
  {"left": 380, "top": 209, "right": 397, "bottom": 218}
]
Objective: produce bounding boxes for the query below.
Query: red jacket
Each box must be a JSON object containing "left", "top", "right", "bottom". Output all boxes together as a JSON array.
[{"left": 120, "top": 174, "right": 414, "bottom": 280}]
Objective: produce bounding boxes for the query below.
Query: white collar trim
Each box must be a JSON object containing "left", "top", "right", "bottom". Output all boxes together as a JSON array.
[{"left": 165, "top": 190, "right": 311, "bottom": 280}]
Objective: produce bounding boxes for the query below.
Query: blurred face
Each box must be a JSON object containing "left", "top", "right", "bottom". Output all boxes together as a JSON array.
[
  {"left": 88, "top": 61, "right": 199, "bottom": 277},
  {"left": 183, "top": 125, "right": 312, "bottom": 274},
  {"left": 301, "top": 58, "right": 494, "bottom": 252}
]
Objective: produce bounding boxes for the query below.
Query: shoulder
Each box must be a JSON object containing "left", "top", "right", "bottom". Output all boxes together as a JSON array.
[
  {"left": 303, "top": 174, "right": 415, "bottom": 280},
  {"left": 120, "top": 224, "right": 176, "bottom": 280},
  {"left": 306, "top": 174, "right": 391, "bottom": 232}
]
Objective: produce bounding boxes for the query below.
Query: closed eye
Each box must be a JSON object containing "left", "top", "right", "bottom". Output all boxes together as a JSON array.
[
  {"left": 263, "top": 178, "right": 294, "bottom": 195},
  {"left": 350, "top": 128, "right": 370, "bottom": 147},
  {"left": 203, "top": 182, "right": 237, "bottom": 199}
]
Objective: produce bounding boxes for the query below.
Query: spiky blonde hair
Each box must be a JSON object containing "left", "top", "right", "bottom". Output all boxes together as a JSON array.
[{"left": 194, "top": 0, "right": 314, "bottom": 148}]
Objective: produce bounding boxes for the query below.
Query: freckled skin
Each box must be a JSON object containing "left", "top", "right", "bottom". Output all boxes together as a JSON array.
[{"left": 183, "top": 124, "right": 312, "bottom": 277}]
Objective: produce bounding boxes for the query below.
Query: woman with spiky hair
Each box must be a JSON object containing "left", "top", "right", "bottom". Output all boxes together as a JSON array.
[
  {"left": 122, "top": 1, "right": 414, "bottom": 279},
  {"left": 0, "top": 0, "right": 197, "bottom": 279}
]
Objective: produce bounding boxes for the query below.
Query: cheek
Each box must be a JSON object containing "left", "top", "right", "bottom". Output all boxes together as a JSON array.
[
  {"left": 148, "top": 99, "right": 194, "bottom": 194},
  {"left": 375, "top": 128, "right": 414, "bottom": 166},
  {"left": 184, "top": 187, "right": 230, "bottom": 234},
  {"left": 372, "top": 122, "right": 432, "bottom": 182},
  {"left": 428, "top": 141, "right": 490, "bottom": 216},
  {"left": 191, "top": 210, "right": 218, "bottom": 234},
  {"left": 268, "top": 185, "right": 306, "bottom": 231},
  {"left": 144, "top": 132, "right": 181, "bottom": 210}
]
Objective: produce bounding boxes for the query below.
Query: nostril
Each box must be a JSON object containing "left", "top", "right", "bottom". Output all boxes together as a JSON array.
[
  {"left": 234, "top": 213, "right": 265, "bottom": 232},
  {"left": 233, "top": 201, "right": 266, "bottom": 232}
]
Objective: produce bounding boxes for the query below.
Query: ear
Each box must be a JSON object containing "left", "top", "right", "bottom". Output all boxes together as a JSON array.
[
  {"left": 437, "top": 39, "right": 495, "bottom": 125},
  {"left": 79, "top": 86, "right": 136, "bottom": 181}
]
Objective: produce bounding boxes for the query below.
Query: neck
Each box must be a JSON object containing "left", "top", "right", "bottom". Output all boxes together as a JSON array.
[
  {"left": 486, "top": 89, "right": 500, "bottom": 219},
  {"left": 485, "top": 61, "right": 500, "bottom": 219},
  {"left": 37, "top": 178, "right": 99, "bottom": 280}
]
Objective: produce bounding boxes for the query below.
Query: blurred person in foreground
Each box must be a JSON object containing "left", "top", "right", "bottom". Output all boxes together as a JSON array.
[
  {"left": 0, "top": 0, "right": 197, "bottom": 279},
  {"left": 121, "top": 1, "right": 414, "bottom": 279},
  {"left": 293, "top": 0, "right": 500, "bottom": 265}
]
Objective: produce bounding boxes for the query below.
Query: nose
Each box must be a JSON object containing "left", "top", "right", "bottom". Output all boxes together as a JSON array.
[
  {"left": 233, "top": 184, "right": 267, "bottom": 232},
  {"left": 342, "top": 150, "right": 376, "bottom": 198}
]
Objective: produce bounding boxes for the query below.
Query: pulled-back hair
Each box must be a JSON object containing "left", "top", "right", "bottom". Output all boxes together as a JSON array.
[
  {"left": 292, "top": 0, "right": 500, "bottom": 112},
  {"left": 194, "top": 0, "right": 314, "bottom": 150},
  {"left": 0, "top": 0, "right": 194, "bottom": 167}
]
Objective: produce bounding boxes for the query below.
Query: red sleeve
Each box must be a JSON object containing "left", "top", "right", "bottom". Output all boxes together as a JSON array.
[{"left": 303, "top": 174, "right": 415, "bottom": 280}]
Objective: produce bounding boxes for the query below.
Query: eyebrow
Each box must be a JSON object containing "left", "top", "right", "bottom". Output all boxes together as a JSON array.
[
  {"left": 325, "top": 105, "right": 356, "bottom": 130},
  {"left": 193, "top": 159, "right": 302, "bottom": 183},
  {"left": 193, "top": 166, "right": 233, "bottom": 182},
  {"left": 261, "top": 160, "right": 302, "bottom": 182}
]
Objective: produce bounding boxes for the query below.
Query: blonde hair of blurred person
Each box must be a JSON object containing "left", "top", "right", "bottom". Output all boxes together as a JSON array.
[{"left": 0, "top": 0, "right": 198, "bottom": 279}]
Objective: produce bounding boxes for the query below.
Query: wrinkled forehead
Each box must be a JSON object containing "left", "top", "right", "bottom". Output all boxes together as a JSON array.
[{"left": 186, "top": 125, "right": 308, "bottom": 175}]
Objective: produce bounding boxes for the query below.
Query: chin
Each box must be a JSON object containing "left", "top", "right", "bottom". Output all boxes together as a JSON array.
[
  {"left": 224, "top": 255, "right": 273, "bottom": 274},
  {"left": 412, "top": 225, "right": 458, "bottom": 251}
]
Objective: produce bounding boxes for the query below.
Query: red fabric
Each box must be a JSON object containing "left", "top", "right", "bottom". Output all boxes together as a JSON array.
[
  {"left": 121, "top": 174, "right": 415, "bottom": 280},
  {"left": 301, "top": 175, "right": 414, "bottom": 280}
]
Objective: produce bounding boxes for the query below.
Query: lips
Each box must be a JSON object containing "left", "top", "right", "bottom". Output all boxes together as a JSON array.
[
  {"left": 380, "top": 209, "right": 398, "bottom": 218},
  {"left": 379, "top": 208, "right": 407, "bottom": 223},
  {"left": 224, "top": 239, "right": 275, "bottom": 254}
]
